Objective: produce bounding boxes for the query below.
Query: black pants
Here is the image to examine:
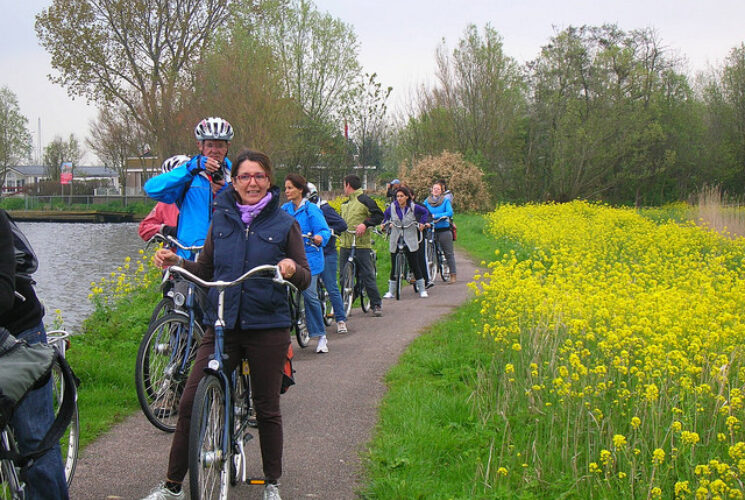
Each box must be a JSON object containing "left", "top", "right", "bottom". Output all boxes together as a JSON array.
[
  {"left": 389, "top": 247, "right": 424, "bottom": 281},
  {"left": 167, "top": 327, "right": 289, "bottom": 483}
]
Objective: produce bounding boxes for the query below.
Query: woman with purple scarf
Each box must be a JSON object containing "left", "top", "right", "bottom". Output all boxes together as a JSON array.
[{"left": 146, "top": 150, "right": 310, "bottom": 500}]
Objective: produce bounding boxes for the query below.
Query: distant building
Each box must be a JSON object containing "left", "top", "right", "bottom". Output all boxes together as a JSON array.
[{"left": 3, "top": 165, "right": 120, "bottom": 195}]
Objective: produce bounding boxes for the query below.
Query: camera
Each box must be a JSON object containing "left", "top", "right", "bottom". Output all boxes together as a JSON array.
[{"left": 211, "top": 167, "right": 224, "bottom": 182}]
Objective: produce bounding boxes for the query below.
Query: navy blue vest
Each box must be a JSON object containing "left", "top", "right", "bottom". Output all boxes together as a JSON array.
[{"left": 208, "top": 186, "right": 296, "bottom": 331}]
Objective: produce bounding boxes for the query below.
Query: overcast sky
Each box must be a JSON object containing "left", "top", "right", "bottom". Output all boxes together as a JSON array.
[{"left": 4, "top": 0, "right": 745, "bottom": 164}]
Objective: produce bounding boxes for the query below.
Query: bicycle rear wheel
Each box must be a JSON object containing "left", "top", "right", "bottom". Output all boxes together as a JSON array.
[
  {"left": 189, "top": 374, "right": 229, "bottom": 500},
  {"left": 340, "top": 264, "right": 354, "bottom": 318},
  {"left": 135, "top": 313, "right": 204, "bottom": 432},
  {"left": 395, "top": 252, "right": 405, "bottom": 300},
  {"left": 51, "top": 360, "right": 79, "bottom": 487}
]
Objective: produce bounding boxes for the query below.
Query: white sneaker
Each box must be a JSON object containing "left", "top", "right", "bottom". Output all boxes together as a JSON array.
[
  {"left": 383, "top": 291, "right": 394, "bottom": 299},
  {"left": 316, "top": 335, "right": 328, "bottom": 353},
  {"left": 264, "top": 483, "right": 282, "bottom": 500},
  {"left": 336, "top": 321, "right": 348, "bottom": 334},
  {"left": 419, "top": 289, "right": 428, "bottom": 298},
  {"left": 141, "top": 483, "right": 184, "bottom": 500}
]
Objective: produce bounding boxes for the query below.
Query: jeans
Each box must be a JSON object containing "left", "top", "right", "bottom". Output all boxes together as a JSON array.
[
  {"left": 10, "top": 322, "right": 69, "bottom": 500},
  {"left": 321, "top": 251, "right": 346, "bottom": 323},
  {"left": 302, "top": 274, "right": 327, "bottom": 338},
  {"left": 339, "top": 247, "right": 381, "bottom": 308}
]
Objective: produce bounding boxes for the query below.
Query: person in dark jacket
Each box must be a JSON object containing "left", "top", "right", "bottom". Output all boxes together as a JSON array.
[
  {"left": 0, "top": 210, "right": 69, "bottom": 500},
  {"left": 306, "top": 182, "right": 349, "bottom": 333},
  {"left": 144, "top": 150, "right": 311, "bottom": 500}
]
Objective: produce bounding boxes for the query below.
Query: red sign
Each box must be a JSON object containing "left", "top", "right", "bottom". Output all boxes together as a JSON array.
[{"left": 60, "top": 162, "right": 73, "bottom": 185}]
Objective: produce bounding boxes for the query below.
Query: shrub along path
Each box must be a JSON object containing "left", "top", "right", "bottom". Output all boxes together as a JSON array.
[{"left": 70, "top": 250, "right": 477, "bottom": 499}]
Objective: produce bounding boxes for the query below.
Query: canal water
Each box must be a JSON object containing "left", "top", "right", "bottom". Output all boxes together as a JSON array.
[{"left": 18, "top": 222, "right": 145, "bottom": 333}]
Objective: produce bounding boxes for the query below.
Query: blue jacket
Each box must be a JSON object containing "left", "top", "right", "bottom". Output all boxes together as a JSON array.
[
  {"left": 317, "top": 201, "right": 347, "bottom": 256},
  {"left": 281, "top": 200, "right": 330, "bottom": 275},
  {"left": 208, "top": 186, "right": 300, "bottom": 330},
  {"left": 144, "top": 155, "right": 232, "bottom": 259},
  {"left": 423, "top": 198, "right": 453, "bottom": 229}
]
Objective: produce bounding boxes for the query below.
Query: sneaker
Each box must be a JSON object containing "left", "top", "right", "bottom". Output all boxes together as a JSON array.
[
  {"left": 419, "top": 289, "right": 428, "bottom": 298},
  {"left": 141, "top": 482, "right": 184, "bottom": 500},
  {"left": 336, "top": 321, "right": 348, "bottom": 334},
  {"left": 316, "top": 335, "right": 328, "bottom": 353},
  {"left": 264, "top": 483, "right": 282, "bottom": 500},
  {"left": 382, "top": 291, "right": 394, "bottom": 299},
  {"left": 372, "top": 305, "right": 382, "bottom": 317},
  {"left": 425, "top": 281, "right": 435, "bottom": 289}
]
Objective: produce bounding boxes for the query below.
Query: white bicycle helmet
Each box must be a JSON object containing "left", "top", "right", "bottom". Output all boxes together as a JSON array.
[
  {"left": 161, "top": 154, "right": 191, "bottom": 174},
  {"left": 306, "top": 182, "right": 319, "bottom": 203},
  {"left": 194, "top": 117, "right": 234, "bottom": 141}
]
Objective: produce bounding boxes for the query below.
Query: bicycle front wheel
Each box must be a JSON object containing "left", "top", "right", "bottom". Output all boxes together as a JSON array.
[
  {"left": 426, "top": 239, "right": 437, "bottom": 282},
  {"left": 135, "top": 313, "right": 204, "bottom": 432},
  {"left": 51, "top": 360, "right": 79, "bottom": 487},
  {"left": 189, "top": 374, "right": 229, "bottom": 500},
  {"left": 439, "top": 249, "right": 451, "bottom": 282},
  {"left": 0, "top": 430, "right": 24, "bottom": 499},
  {"left": 340, "top": 264, "right": 354, "bottom": 318},
  {"left": 395, "top": 252, "right": 405, "bottom": 300},
  {"left": 319, "top": 280, "right": 333, "bottom": 326},
  {"left": 293, "top": 292, "right": 310, "bottom": 348},
  {"left": 148, "top": 297, "right": 173, "bottom": 330}
]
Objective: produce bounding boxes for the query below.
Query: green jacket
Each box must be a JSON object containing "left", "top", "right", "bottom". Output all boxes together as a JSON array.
[{"left": 339, "top": 189, "right": 384, "bottom": 249}]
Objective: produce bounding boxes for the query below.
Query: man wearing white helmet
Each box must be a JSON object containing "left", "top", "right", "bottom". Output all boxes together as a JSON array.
[
  {"left": 144, "top": 117, "right": 234, "bottom": 259},
  {"left": 138, "top": 155, "right": 190, "bottom": 242}
]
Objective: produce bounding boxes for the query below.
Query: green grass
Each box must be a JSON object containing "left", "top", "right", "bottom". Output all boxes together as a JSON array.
[
  {"left": 360, "top": 212, "right": 528, "bottom": 499},
  {"left": 69, "top": 284, "right": 160, "bottom": 448}
]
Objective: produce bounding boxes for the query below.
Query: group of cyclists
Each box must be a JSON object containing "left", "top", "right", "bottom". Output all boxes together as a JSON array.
[{"left": 135, "top": 116, "right": 457, "bottom": 500}]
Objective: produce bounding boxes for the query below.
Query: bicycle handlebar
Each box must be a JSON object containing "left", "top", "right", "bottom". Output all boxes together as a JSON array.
[
  {"left": 163, "top": 264, "right": 298, "bottom": 293},
  {"left": 147, "top": 233, "right": 205, "bottom": 253}
]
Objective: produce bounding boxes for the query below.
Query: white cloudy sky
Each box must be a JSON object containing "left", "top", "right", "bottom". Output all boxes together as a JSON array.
[{"left": 4, "top": 0, "right": 745, "bottom": 163}]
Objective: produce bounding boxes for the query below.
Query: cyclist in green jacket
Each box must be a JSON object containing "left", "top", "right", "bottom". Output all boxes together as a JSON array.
[{"left": 339, "top": 175, "right": 384, "bottom": 316}]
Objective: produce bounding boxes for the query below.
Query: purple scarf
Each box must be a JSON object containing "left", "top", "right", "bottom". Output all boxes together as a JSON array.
[{"left": 236, "top": 192, "right": 273, "bottom": 226}]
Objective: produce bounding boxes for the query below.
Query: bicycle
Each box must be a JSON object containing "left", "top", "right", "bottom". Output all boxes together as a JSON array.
[
  {"left": 161, "top": 264, "right": 296, "bottom": 500},
  {"left": 135, "top": 237, "right": 206, "bottom": 432},
  {"left": 0, "top": 329, "right": 79, "bottom": 499},
  {"left": 339, "top": 230, "right": 377, "bottom": 317},
  {"left": 302, "top": 233, "right": 334, "bottom": 327},
  {"left": 424, "top": 216, "right": 451, "bottom": 283},
  {"left": 145, "top": 234, "right": 204, "bottom": 329},
  {"left": 384, "top": 221, "right": 422, "bottom": 300}
]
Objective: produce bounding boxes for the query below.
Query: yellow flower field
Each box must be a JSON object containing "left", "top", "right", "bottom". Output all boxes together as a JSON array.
[{"left": 470, "top": 201, "right": 745, "bottom": 498}]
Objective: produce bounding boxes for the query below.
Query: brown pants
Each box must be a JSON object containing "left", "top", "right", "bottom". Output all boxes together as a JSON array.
[{"left": 166, "top": 327, "right": 290, "bottom": 483}]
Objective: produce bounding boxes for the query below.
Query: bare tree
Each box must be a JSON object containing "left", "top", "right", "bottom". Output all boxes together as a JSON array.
[
  {"left": 0, "top": 86, "right": 32, "bottom": 189},
  {"left": 87, "top": 105, "right": 147, "bottom": 194},
  {"left": 35, "top": 0, "right": 231, "bottom": 160}
]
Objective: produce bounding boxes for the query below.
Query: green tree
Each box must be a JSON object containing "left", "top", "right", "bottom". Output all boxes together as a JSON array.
[
  {"left": 0, "top": 86, "right": 32, "bottom": 189},
  {"left": 235, "top": 0, "right": 362, "bottom": 179},
  {"left": 36, "top": 0, "right": 231, "bottom": 160},
  {"left": 44, "top": 135, "right": 82, "bottom": 181}
]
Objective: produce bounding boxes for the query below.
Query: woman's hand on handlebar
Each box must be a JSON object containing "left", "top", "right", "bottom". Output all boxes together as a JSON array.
[
  {"left": 154, "top": 248, "right": 179, "bottom": 268},
  {"left": 312, "top": 234, "right": 323, "bottom": 246},
  {"left": 277, "top": 258, "right": 297, "bottom": 279}
]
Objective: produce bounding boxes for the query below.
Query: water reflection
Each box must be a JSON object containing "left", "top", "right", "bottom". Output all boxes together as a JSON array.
[{"left": 18, "top": 222, "right": 145, "bottom": 333}]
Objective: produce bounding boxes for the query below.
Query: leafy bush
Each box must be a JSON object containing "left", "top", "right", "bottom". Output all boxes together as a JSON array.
[
  {"left": 397, "top": 151, "right": 492, "bottom": 212},
  {"left": 0, "top": 197, "right": 25, "bottom": 210}
]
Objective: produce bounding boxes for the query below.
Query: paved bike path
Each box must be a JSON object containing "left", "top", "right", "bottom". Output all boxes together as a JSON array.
[{"left": 70, "top": 250, "right": 477, "bottom": 499}]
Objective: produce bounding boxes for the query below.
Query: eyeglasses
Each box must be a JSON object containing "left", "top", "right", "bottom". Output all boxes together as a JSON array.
[{"left": 235, "top": 173, "right": 268, "bottom": 183}]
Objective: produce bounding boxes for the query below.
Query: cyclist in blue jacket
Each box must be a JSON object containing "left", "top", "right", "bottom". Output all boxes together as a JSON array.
[
  {"left": 306, "top": 182, "right": 349, "bottom": 333},
  {"left": 144, "top": 117, "right": 234, "bottom": 259},
  {"left": 282, "top": 174, "right": 331, "bottom": 353}
]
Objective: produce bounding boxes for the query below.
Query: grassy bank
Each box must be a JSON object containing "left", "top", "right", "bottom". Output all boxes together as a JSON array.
[{"left": 362, "top": 205, "right": 745, "bottom": 499}]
